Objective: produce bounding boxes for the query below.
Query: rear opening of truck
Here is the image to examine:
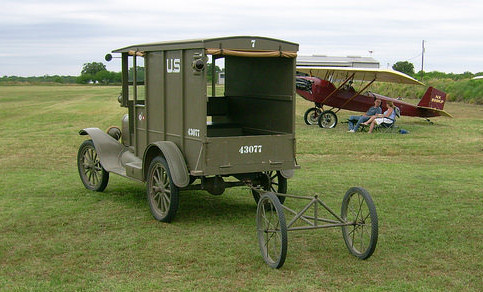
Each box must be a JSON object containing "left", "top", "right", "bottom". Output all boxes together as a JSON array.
[{"left": 203, "top": 53, "right": 297, "bottom": 176}]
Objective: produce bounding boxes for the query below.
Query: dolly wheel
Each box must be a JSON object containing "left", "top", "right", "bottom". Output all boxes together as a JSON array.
[
  {"left": 341, "top": 187, "right": 378, "bottom": 259},
  {"left": 256, "top": 192, "right": 288, "bottom": 269},
  {"left": 146, "top": 156, "right": 179, "bottom": 222}
]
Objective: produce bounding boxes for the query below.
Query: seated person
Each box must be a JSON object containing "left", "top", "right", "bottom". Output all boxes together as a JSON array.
[
  {"left": 342, "top": 81, "right": 356, "bottom": 93},
  {"left": 361, "top": 101, "right": 397, "bottom": 133},
  {"left": 348, "top": 98, "right": 382, "bottom": 132}
]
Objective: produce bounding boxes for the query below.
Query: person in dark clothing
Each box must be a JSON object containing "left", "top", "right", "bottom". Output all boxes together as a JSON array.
[{"left": 348, "top": 98, "right": 382, "bottom": 132}]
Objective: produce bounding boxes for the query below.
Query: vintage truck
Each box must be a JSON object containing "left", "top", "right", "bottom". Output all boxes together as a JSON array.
[{"left": 77, "top": 36, "right": 299, "bottom": 222}]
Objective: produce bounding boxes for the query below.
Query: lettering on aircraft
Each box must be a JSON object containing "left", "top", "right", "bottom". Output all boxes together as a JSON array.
[
  {"left": 431, "top": 95, "right": 444, "bottom": 104},
  {"left": 167, "top": 58, "right": 181, "bottom": 73}
]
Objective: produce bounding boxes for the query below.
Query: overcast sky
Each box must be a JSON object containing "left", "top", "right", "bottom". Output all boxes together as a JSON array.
[{"left": 1, "top": 0, "right": 482, "bottom": 76}]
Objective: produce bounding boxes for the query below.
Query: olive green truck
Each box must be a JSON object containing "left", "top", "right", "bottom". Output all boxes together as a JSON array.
[{"left": 78, "top": 36, "right": 300, "bottom": 222}]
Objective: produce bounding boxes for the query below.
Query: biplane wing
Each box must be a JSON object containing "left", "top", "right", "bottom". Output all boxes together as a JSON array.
[{"left": 296, "top": 66, "right": 425, "bottom": 86}]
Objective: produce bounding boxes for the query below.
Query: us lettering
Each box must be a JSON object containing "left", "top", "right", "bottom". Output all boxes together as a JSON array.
[{"left": 167, "top": 58, "right": 181, "bottom": 73}]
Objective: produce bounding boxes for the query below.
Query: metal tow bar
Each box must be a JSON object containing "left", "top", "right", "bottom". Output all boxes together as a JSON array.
[{"left": 251, "top": 186, "right": 379, "bottom": 269}]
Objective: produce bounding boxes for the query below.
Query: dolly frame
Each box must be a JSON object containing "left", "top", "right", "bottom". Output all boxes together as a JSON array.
[{"left": 253, "top": 186, "right": 378, "bottom": 268}]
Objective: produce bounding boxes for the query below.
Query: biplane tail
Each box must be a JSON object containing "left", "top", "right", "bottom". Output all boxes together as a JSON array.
[
  {"left": 417, "top": 87, "right": 453, "bottom": 117},
  {"left": 417, "top": 87, "right": 446, "bottom": 110}
]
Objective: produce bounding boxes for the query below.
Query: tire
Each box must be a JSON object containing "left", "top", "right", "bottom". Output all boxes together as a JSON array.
[
  {"left": 341, "top": 187, "right": 378, "bottom": 259},
  {"left": 304, "top": 107, "right": 322, "bottom": 125},
  {"left": 317, "top": 110, "right": 338, "bottom": 128},
  {"left": 252, "top": 171, "right": 287, "bottom": 204},
  {"left": 146, "top": 156, "right": 180, "bottom": 222},
  {"left": 256, "top": 192, "right": 288, "bottom": 269},
  {"left": 77, "top": 140, "right": 109, "bottom": 192}
]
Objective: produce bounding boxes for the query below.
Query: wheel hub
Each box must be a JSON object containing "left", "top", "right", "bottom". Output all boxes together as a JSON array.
[
  {"left": 83, "top": 153, "right": 97, "bottom": 170},
  {"left": 153, "top": 186, "right": 164, "bottom": 193},
  {"left": 259, "top": 172, "right": 272, "bottom": 190},
  {"left": 87, "top": 161, "right": 95, "bottom": 169}
]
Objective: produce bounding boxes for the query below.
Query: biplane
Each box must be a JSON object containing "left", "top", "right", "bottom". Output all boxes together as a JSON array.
[{"left": 295, "top": 67, "right": 453, "bottom": 128}]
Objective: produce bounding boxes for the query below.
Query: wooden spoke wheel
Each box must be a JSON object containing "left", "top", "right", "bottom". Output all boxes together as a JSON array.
[
  {"left": 146, "top": 156, "right": 179, "bottom": 222},
  {"left": 252, "top": 171, "right": 287, "bottom": 204},
  {"left": 77, "top": 140, "right": 109, "bottom": 192}
]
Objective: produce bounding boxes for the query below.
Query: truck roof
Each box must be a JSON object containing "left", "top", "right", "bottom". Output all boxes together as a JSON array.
[{"left": 112, "top": 36, "right": 299, "bottom": 53}]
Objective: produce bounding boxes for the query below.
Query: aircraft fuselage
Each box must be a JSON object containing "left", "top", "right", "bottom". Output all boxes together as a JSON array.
[{"left": 296, "top": 76, "right": 444, "bottom": 118}]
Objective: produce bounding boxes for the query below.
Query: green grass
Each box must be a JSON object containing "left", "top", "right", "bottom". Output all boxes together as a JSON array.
[{"left": 1, "top": 86, "right": 482, "bottom": 291}]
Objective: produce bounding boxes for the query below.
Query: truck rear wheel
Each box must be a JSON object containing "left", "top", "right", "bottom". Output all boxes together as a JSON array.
[
  {"left": 146, "top": 156, "right": 179, "bottom": 222},
  {"left": 252, "top": 171, "right": 287, "bottom": 204}
]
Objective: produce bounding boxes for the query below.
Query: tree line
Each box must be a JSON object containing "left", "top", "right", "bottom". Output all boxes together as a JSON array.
[
  {"left": 1, "top": 61, "right": 223, "bottom": 85},
  {"left": 0, "top": 62, "right": 119, "bottom": 85},
  {"left": 392, "top": 61, "right": 481, "bottom": 81},
  {"left": 77, "top": 62, "right": 121, "bottom": 84},
  {"left": 1, "top": 61, "right": 481, "bottom": 85}
]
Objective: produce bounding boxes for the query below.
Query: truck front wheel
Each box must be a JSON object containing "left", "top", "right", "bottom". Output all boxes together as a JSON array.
[{"left": 77, "top": 140, "right": 109, "bottom": 192}]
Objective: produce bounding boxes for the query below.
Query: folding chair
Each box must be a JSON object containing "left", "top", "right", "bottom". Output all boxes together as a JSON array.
[{"left": 374, "top": 107, "right": 400, "bottom": 133}]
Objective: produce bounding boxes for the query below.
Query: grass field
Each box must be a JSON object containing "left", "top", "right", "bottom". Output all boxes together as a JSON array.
[{"left": 1, "top": 85, "right": 482, "bottom": 291}]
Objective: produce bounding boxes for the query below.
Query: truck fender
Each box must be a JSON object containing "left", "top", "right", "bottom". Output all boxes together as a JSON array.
[
  {"left": 143, "top": 141, "right": 189, "bottom": 188},
  {"left": 79, "top": 128, "right": 125, "bottom": 173},
  {"left": 280, "top": 169, "right": 295, "bottom": 179}
]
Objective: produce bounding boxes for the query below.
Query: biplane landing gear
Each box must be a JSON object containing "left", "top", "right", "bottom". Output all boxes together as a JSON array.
[
  {"left": 304, "top": 107, "right": 322, "bottom": 125},
  {"left": 318, "top": 110, "right": 338, "bottom": 128},
  {"left": 253, "top": 186, "right": 378, "bottom": 268}
]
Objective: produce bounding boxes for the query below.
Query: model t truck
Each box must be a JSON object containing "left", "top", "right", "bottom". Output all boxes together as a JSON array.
[
  {"left": 77, "top": 36, "right": 300, "bottom": 222},
  {"left": 78, "top": 36, "right": 379, "bottom": 268}
]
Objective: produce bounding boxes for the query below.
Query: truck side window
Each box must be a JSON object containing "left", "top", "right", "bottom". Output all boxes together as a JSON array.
[
  {"left": 206, "top": 56, "right": 225, "bottom": 98},
  {"left": 129, "top": 55, "right": 145, "bottom": 104}
]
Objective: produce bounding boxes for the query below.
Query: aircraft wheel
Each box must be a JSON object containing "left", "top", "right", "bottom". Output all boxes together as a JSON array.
[
  {"left": 146, "top": 156, "right": 179, "bottom": 222},
  {"left": 303, "top": 107, "right": 322, "bottom": 125},
  {"left": 252, "top": 171, "right": 287, "bottom": 204},
  {"left": 341, "top": 187, "right": 378, "bottom": 260},
  {"left": 257, "top": 192, "right": 288, "bottom": 269},
  {"left": 77, "top": 140, "right": 109, "bottom": 192},
  {"left": 318, "top": 110, "right": 338, "bottom": 128}
]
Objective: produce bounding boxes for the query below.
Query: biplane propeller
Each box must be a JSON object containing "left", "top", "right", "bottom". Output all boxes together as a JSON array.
[{"left": 295, "top": 67, "right": 452, "bottom": 128}]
